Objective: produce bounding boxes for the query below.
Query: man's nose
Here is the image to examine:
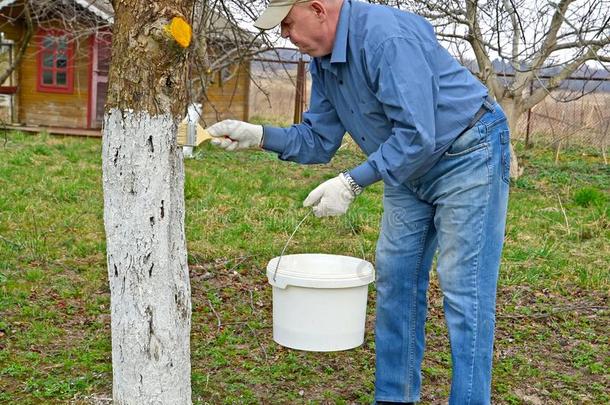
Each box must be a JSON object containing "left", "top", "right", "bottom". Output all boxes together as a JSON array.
[{"left": 280, "top": 26, "right": 289, "bottom": 39}]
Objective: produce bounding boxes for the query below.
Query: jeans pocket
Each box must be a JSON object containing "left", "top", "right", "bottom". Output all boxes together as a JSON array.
[
  {"left": 444, "top": 126, "right": 487, "bottom": 158},
  {"left": 500, "top": 129, "right": 511, "bottom": 184}
]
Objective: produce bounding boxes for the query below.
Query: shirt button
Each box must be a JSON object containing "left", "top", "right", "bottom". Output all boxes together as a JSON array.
[
  {"left": 361, "top": 137, "right": 365, "bottom": 141},
  {"left": 339, "top": 80, "right": 344, "bottom": 85},
  {"left": 350, "top": 109, "right": 354, "bottom": 113}
]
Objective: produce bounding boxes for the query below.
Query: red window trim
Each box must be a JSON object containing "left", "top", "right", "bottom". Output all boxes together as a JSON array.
[{"left": 36, "top": 28, "right": 74, "bottom": 94}]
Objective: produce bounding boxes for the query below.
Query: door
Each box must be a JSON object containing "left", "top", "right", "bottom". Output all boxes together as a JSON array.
[{"left": 89, "top": 32, "right": 111, "bottom": 128}]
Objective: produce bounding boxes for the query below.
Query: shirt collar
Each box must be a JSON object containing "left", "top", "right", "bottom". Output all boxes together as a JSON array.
[{"left": 319, "top": 0, "right": 350, "bottom": 74}]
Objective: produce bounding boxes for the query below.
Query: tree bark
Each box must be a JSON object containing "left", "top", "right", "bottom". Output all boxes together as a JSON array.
[
  {"left": 499, "top": 97, "right": 525, "bottom": 179},
  {"left": 102, "top": 1, "right": 194, "bottom": 403}
]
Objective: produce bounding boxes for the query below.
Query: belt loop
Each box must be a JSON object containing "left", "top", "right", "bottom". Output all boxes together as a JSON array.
[{"left": 483, "top": 95, "right": 495, "bottom": 111}]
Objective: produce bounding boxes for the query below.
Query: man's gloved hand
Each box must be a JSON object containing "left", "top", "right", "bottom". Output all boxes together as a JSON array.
[
  {"left": 206, "top": 119, "right": 263, "bottom": 151},
  {"left": 303, "top": 173, "right": 356, "bottom": 217}
]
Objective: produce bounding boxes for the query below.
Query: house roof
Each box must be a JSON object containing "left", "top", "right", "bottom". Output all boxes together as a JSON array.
[
  {"left": 0, "top": 0, "right": 113, "bottom": 23},
  {"left": 0, "top": 0, "right": 17, "bottom": 9},
  {"left": 74, "top": 0, "right": 113, "bottom": 23}
]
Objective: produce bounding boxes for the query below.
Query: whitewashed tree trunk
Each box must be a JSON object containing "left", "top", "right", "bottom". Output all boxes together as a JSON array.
[
  {"left": 101, "top": 1, "right": 195, "bottom": 402},
  {"left": 102, "top": 109, "right": 191, "bottom": 404}
]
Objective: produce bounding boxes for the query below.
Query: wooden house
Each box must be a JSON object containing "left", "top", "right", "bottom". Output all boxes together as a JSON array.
[{"left": 0, "top": 0, "right": 253, "bottom": 135}]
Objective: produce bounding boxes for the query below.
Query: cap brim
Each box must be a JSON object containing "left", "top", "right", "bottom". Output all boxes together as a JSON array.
[{"left": 253, "top": 4, "right": 293, "bottom": 30}]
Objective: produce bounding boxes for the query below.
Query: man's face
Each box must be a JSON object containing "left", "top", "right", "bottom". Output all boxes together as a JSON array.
[{"left": 280, "top": 1, "right": 333, "bottom": 57}]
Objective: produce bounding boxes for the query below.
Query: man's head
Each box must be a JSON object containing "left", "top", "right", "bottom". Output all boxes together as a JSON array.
[{"left": 254, "top": 0, "right": 343, "bottom": 57}]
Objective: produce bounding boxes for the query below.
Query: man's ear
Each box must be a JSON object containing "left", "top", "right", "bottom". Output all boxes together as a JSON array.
[{"left": 310, "top": 1, "right": 327, "bottom": 20}]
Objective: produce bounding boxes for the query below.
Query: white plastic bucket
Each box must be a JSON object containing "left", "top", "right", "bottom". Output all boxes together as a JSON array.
[{"left": 266, "top": 253, "right": 375, "bottom": 352}]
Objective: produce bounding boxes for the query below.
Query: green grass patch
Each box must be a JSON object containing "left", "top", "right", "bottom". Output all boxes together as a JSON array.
[{"left": 0, "top": 132, "right": 608, "bottom": 403}]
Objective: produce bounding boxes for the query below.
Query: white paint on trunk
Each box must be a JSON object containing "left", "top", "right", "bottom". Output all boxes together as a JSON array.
[{"left": 102, "top": 108, "right": 192, "bottom": 404}]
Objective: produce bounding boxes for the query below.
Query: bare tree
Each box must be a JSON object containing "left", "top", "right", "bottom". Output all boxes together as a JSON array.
[
  {"left": 369, "top": 0, "right": 610, "bottom": 176},
  {"left": 102, "top": 0, "right": 194, "bottom": 402},
  {"left": 186, "top": 0, "right": 279, "bottom": 119}
]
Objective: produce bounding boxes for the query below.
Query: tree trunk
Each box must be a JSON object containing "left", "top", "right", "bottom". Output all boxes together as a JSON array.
[
  {"left": 499, "top": 98, "right": 525, "bottom": 178},
  {"left": 102, "top": 1, "right": 194, "bottom": 403}
]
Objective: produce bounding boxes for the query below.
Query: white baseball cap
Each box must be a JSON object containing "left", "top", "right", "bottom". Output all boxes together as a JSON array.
[{"left": 254, "top": 0, "right": 310, "bottom": 30}]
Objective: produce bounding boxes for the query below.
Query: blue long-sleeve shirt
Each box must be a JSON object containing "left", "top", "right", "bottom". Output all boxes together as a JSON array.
[{"left": 262, "top": 0, "right": 488, "bottom": 188}]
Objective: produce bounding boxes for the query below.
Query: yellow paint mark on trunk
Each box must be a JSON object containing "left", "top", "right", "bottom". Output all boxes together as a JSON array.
[{"left": 165, "top": 17, "right": 192, "bottom": 48}]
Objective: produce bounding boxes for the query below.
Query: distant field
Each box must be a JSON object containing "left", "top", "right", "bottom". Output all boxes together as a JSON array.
[{"left": 249, "top": 74, "right": 310, "bottom": 127}]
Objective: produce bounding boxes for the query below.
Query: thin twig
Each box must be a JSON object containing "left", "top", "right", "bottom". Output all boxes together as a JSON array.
[
  {"left": 207, "top": 298, "right": 222, "bottom": 331},
  {"left": 246, "top": 323, "right": 269, "bottom": 363},
  {"left": 221, "top": 321, "right": 251, "bottom": 326},
  {"left": 249, "top": 289, "right": 255, "bottom": 313},
  {"left": 226, "top": 255, "right": 251, "bottom": 273},
  {"left": 498, "top": 305, "right": 607, "bottom": 319},
  {"left": 556, "top": 194, "right": 571, "bottom": 235}
]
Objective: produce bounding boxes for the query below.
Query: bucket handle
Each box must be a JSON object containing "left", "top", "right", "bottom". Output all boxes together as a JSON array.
[
  {"left": 272, "top": 210, "right": 312, "bottom": 282},
  {"left": 272, "top": 210, "right": 367, "bottom": 282}
]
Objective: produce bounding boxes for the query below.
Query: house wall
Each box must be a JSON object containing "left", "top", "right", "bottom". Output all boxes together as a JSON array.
[
  {"left": 18, "top": 23, "right": 90, "bottom": 128},
  {"left": 203, "top": 62, "right": 250, "bottom": 125},
  {"left": 0, "top": 18, "right": 23, "bottom": 122}
]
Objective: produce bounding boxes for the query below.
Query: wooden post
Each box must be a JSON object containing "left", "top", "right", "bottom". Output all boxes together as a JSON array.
[
  {"left": 525, "top": 81, "right": 533, "bottom": 149},
  {"left": 293, "top": 55, "right": 305, "bottom": 124}
]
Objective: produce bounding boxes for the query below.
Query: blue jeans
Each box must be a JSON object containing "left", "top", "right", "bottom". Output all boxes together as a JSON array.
[{"left": 374, "top": 103, "right": 510, "bottom": 404}]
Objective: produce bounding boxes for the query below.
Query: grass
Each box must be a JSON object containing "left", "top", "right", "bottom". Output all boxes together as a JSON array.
[{"left": 0, "top": 130, "right": 608, "bottom": 404}]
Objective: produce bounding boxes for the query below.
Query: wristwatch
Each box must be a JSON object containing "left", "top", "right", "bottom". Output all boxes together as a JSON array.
[{"left": 341, "top": 171, "right": 363, "bottom": 196}]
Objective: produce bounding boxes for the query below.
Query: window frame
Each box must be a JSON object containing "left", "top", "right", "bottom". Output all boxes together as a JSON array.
[{"left": 36, "top": 29, "right": 74, "bottom": 94}]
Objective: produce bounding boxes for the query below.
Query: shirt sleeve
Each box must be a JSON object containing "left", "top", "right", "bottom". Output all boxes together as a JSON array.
[
  {"left": 261, "top": 67, "right": 346, "bottom": 165},
  {"left": 349, "top": 36, "right": 439, "bottom": 188}
]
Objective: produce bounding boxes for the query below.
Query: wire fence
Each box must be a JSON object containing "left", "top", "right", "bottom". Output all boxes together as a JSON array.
[
  {"left": 501, "top": 73, "right": 610, "bottom": 161},
  {"left": 514, "top": 89, "right": 609, "bottom": 160}
]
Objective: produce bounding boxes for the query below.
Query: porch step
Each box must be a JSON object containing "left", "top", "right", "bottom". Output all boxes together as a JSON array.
[{"left": 3, "top": 125, "right": 102, "bottom": 138}]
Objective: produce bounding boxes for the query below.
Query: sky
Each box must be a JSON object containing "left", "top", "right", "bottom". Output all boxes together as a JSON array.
[{"left": 232, "top": 0, "right": 608, "bottom": 70}]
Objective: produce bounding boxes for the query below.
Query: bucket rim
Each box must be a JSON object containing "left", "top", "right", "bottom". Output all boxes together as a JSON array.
[{"left": 266, "top": 253, "right": 375, "bottom": 289}]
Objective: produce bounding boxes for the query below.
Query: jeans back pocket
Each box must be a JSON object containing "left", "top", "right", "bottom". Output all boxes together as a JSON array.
[{"left": 444, "top": 125, "right": 487, "bottom": 157}]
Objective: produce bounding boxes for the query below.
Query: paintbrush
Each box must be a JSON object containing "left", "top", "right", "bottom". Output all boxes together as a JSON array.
[{"left": 176, "top": 121, "right": 213, "bottom": 147}]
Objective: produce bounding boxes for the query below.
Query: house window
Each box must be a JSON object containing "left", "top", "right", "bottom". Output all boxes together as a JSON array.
[{"left": 37, "top": 30, "right": 74, "bottom": 93}]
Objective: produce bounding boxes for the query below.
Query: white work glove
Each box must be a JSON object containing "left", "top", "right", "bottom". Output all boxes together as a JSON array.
[
  {"left": 206, "top": 119, "right": 263, "bottom": 151},
  {"left": 303, "top": 173, "right": 356, "bottom": 217}
]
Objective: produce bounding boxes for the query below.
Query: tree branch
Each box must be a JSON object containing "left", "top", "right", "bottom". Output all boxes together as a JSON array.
[
  {"left": 525, "top": 45, "right": 602, "bottom": 110},
  {"left": 465, "top": 0, "right": 503, "bottom": 99},
  {"left": 0, "top": 2, "right": 33, "bottom": 85},
  {"left": 529, "top": 0, "right": 575, "bottom": 75}
]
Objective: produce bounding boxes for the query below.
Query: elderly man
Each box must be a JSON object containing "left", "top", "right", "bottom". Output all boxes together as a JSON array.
[{"left": 206, "top": 0, "right": 510, "bottom": 404}]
